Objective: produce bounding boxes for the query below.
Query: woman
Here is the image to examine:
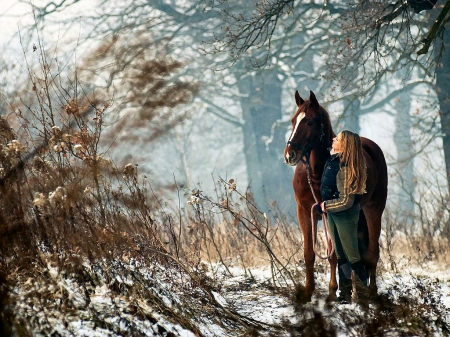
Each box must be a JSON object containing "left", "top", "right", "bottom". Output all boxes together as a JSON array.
[{"left": 318, "top": 130, "right": 368, "bottom": 305}]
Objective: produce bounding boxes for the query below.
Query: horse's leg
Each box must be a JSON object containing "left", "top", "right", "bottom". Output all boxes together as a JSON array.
[
  {"left": 328, "top": 249, "right": 338, "bottom": 301},
  {"left": 363, "top": 208, "right": 382, "bottom": 298},
  {"left": 297, "top": 205, "right": 315, "bottom": 303}
]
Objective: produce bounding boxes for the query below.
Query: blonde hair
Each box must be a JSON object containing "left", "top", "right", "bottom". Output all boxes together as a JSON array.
[{"left": 338, "top": 130, "right": 367, "bottom": 194}]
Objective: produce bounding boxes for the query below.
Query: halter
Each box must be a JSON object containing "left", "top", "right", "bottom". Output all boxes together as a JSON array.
[{"left": 286, "top": 116, "right": 325, "bottom": 164}]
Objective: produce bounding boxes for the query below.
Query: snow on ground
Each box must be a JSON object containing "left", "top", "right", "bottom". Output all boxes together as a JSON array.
[
  {"left": 210, "top": 262, "right": 450, "bottom": 336},
  {"left": 10, "top": 259, "right": 450, "bottom": 336}
]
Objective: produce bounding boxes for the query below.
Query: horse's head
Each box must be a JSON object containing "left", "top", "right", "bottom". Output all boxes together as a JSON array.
[{"left": 284, "top": 90, "right": 331, "bottom": 166}]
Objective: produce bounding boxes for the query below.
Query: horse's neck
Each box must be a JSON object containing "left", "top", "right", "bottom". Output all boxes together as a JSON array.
[
  {"left": 309, "top": 147, "right": 330, "bottom": 181},
  {"left": 308, "top": 119, "right": 334, "bottom": 182},
  {"left": 312, "top": 123, "right": 334, "bottom": 176}
]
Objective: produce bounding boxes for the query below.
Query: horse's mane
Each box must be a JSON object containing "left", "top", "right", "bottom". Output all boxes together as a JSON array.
[{"left": 314, "top": 102, "right": 335, "bottom": 141}]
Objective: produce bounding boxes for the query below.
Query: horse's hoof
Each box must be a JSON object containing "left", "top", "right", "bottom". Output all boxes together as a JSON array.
[{"left": 293, "top": 283, "right": 311, "bottom": 306}]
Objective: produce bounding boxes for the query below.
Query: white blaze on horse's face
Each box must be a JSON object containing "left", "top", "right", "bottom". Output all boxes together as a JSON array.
[
  {"left": 289, "top": 111, "right": 306, "bottom": 144},
  {"left": 285, "top": 111, "right": 306, "bottom": 164}
]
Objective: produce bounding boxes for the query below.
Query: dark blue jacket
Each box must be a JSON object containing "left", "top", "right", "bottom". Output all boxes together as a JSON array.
[
  {"left": 320, "top": 154, "right": 340, "bottom": 202},
  {"left": 320, "top": 154, "right": 360, "bottom": 213}
]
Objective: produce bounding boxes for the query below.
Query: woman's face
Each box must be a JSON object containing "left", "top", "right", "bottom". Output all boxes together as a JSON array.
[{"left": 332, "top": 133, "right": 342, "bottom": 153}]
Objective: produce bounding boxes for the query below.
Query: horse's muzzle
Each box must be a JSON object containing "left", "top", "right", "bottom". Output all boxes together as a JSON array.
[{"left": 284, "top": 152, "right": 300, "bottom": 166}]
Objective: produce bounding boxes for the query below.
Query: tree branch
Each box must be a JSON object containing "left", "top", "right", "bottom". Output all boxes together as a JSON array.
[
  {"left": 199, "top": 97, "right": 244, "bottom": 127},
  {"left": 371, "top": 2, "right": 409, "bottom": 30},
  {"left": 417, "top": 0, "right": 450, "bottom": 55}
]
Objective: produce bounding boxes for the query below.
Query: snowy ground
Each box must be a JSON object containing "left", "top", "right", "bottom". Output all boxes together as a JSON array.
[
  {"left": 215, "top": 262, "right": 450, "bottom": 336},
  {"left": 9, "top": 258, "right": 450, "bottom": 336}
]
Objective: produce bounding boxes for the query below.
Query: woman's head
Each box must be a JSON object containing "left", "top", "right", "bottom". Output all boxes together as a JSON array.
[
  {"left": 335, "top": 130, "right": 366, "bottom": 194},
  {"left": 336, "top": 130, "right": 362, "bottom": 157}
]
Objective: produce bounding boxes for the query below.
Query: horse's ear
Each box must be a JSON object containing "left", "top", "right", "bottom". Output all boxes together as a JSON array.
[
  {"left": 295, "top": 90, "right": 305, "bottom": 107},
  {"left": 309, "top": 90, "right": 319, "bottom": 107}
]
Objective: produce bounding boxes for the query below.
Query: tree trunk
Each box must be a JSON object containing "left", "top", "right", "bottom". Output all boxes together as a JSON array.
[
  {"left": 393, "top": 90, "right": 415, "bottom": 221},
  {"left": 340, "top": 97, "right": 361, "bottom": 133},
  {"left": 237, "top": 69, "right": 296, "bottom": 215},
  {"left": 435, "top": 32, "right": 450, "bottom": 195}
]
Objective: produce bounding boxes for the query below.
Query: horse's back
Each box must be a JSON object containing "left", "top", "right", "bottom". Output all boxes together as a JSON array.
[{"left": 361, "top": 137, "right": 388, "bottom": 209}]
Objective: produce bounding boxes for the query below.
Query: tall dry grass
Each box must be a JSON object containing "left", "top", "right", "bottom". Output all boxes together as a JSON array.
[{"left": 0, "top": 38, "right": 212, "bottom": 335}]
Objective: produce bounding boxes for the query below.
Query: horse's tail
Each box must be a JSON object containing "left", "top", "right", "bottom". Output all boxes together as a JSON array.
[{"left": 357, "top": 210, "right": 369, "bottom": 259}]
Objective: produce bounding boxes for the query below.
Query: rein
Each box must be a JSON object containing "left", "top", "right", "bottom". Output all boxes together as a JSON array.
[
  {"left": 304, "top": 154, "right": 335, "bottom": 260},
  {"left": 286, "top": 115, "right": 333, "bottom": 259}
]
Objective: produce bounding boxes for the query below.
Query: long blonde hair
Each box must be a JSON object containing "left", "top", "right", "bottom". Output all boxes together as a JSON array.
[{"left": 338, "top": 130, "right": 367, "bottom": 194}]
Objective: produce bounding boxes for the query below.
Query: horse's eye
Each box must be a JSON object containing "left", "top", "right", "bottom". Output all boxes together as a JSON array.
[{"left": 307, "top": 121, "right": 314, "bottom": 126}]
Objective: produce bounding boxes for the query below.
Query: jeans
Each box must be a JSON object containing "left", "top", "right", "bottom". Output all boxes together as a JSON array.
[{"left": 327, "top": 204, "right": 361, "bottom": 263}]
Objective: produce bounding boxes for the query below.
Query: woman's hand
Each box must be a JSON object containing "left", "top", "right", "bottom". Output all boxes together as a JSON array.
[{"left": 320, "top": 202, "right": 327, "bottom": 213}]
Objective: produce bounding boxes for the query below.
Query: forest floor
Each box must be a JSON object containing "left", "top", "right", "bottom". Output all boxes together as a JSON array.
[{"left": 9, "top": 254, "right": 450, "bottom": 336}]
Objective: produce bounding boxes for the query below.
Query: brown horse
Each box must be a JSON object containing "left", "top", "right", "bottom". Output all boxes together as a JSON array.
[{"left": 284, "top": 90, "right": 388, "bottom": 302}]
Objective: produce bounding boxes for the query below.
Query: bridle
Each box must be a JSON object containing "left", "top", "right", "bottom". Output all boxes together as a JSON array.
[{"left": 286, "top": 115, "right": 325, "bottom": 165}]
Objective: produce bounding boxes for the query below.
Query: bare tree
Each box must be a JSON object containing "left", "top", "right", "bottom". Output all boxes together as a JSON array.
[
  {"left": 210, "top": 0, "right": 446, "bottom": 66},
  {"left": 210, "top": 0, "right": 450, "bottom": 193},
  {"left": 435, "top": 31, "right": 450, "bottom": 194},
  {"left": 327, "top": 0, "right": 450, "bottom": 193}
]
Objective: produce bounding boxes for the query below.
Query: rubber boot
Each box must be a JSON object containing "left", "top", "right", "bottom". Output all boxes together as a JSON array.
[
  {"left": 352, "top": 260, "right": 369, "bottom": 308},
  {"left": 337, "top": 259, "right": 352, "bottom": 304}
]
